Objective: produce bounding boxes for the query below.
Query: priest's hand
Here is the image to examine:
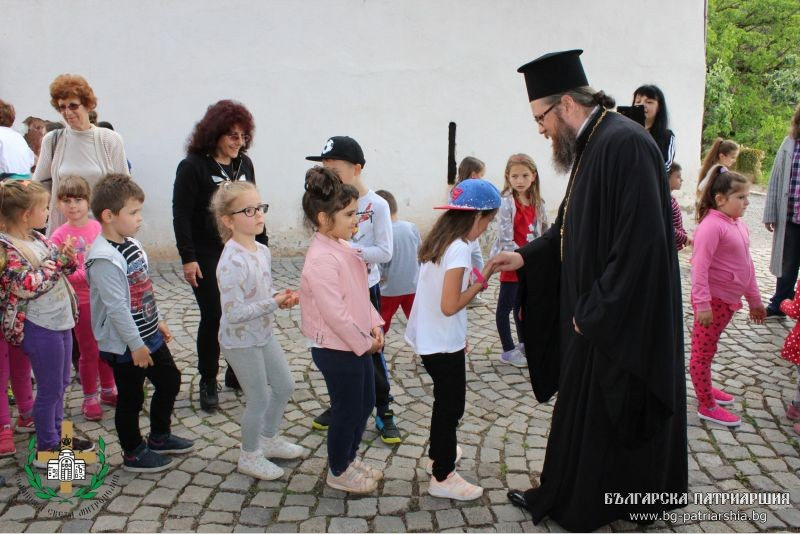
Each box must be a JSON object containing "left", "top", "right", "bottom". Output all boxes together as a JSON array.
[
  {"left": 572, "top": 317, "right": 582, "bottom": 335},
  {"left": 765, "top": 223, "right": 775, "bottom": 232},
  {"left": 696, "top": 310, "right": 713, "bottom": 327},
  {"left": 749, "top": 306, "right": 766, "bottom": 325},
  {"left": 486, "top": 252, "right": 524, "bottom": 272}
]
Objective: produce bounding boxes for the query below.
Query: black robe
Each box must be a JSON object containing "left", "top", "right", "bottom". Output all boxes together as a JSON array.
[{"left": 516, "top": 110, "right": 688, "bottom": 531}]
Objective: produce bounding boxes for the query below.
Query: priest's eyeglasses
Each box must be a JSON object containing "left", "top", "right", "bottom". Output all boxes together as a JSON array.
[
  {"left": 534, "top": 102, "right": 559, "bottom": 126},
  {"left": 230, "top": 203, "right": 269, "bottom": 217}
]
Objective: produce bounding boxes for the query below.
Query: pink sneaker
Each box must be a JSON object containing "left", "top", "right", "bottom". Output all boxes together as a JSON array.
[
  {"left": 698, "top": 405, "right": 741, "bottom": 427},
  {"left": 0, "top": 426, "right": 15, "bottom": 457},
  {"left": 712, "top": 387, "right": 734, "bottom": 406},
  {"left": 100, "top": 391, "right": 118, "bottom": 407},
  {"left": 426, "top": 445, "right": 463, "bottom": 475},
  {"left": 794, "top": 423, "right": 800, "bottom": 435},
  {"left": 428, "top": 470, "right": 483, "bottom": 501},
  {"left": 786, "top": 403, "right": 800, "bottom": 421},
  {"left": 82, "top": 398, "right": 103, "bottom": 421},
  {"left": 15, "top": 415, "right": 34, "bottom": 433}
]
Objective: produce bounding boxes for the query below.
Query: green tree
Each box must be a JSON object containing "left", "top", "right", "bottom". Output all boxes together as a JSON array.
[{"left": 705, "top": 0, "right": 800, "bottom": 180}]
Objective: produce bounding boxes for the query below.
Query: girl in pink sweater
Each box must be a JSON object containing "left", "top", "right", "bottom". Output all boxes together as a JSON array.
[
  {"left": 299, "top": 166, "right": 384, "bottom": 495},
  {"left": 691, "top": 167, "right": 765, "bottom": 427}
]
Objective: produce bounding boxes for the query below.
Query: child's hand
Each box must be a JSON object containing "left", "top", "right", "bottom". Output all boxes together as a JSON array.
[
  {"left": 131, "top": 346, "right": 153, "bottom": 368},
  {"left": 60, "top": 235, "right": 76, "bottom": 261},
  {"left": 696, "top": 310, "right": 713, "bottom": 327},
  {"left": 369, "top": 326, "right": 384, "bottom": 354},
  {"left": 481, "top": 264, "right": 496, "bottom": 280},
  {"left": 687, "top": 235, "right": 694, "bottom": 247},
  {"left": 275, "top": 289, "right": 298, "bottom": 309},
  {"left": 158, "top": 321, "right": 173, "bottom": 344},
  {"left": 749, "top": 306, "right": 766, "bottom": 325}
]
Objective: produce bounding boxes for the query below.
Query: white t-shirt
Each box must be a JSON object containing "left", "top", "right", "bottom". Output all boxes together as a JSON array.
[
  {"left": 405, "top": 239, "right": 471, "bottom": 355},
  {"left": 350, "top": 190, "right": 393, "bottom": 288},
  {"left": 0, "top": 126, "right": 34, "bottom": 175}
]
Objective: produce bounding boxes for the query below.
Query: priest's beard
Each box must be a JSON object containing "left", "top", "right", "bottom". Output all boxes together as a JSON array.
[{"left": 550, "top": 114, "right": 578, "bottom": 174}]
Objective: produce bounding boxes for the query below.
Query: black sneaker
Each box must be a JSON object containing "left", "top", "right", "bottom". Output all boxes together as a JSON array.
[
  {"left": 766, "top": 307, "right": 786, "bottom": 319},
  {"left": 312, "top": 408, "right": 331, "bottom": 430},
  {"left": 225, "top": 367, "right": 241, "bottom": 391},
  {"left": 199, "top": 380, "right": 218, "bottom": 411},
  {"left": 376, "top": 410, "right": 402, "bottom": 444},
  {"left": 147, "top": 433, "right": 194, "bottom": 454},
  {"left": 123, "top": 442, "right": 173, "bottom": 473}
]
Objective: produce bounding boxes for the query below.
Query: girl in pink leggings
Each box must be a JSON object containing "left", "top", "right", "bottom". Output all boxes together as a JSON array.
[
  {"left": 50, "top": 176, "right": 116, "bottom": 421},
  {"left": 0, "top": 340, "right": 34, "bottom": 456},
  {"left": 691, "top": 167, "right": 765, "bottom": 426}
]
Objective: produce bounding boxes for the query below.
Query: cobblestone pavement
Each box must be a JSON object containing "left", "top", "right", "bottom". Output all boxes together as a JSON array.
[{"left": 1, "top": 195, "right": 799, "bottom": 532}]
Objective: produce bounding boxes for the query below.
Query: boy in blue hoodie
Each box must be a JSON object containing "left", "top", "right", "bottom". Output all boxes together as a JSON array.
[{"left": 86, "top": 174, "right": 193, "bottom": 472}]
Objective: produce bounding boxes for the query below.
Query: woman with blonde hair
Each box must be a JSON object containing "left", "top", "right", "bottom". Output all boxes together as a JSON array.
[{"left": 33, "top": 74, "right": 129, "bottom": 233}]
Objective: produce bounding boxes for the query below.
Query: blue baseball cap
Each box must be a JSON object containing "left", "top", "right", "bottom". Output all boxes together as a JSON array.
[{"left": 434, "top": 179, "right": 501, "bottom": 211}]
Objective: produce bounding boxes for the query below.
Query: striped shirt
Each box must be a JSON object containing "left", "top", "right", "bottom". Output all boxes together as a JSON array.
[
  {"left": 671, "top": 196, "right": 688, "bottom": 251},
  {"left": 790, "top": 139, "right": 800, "bottom": 223},
  {"left": 109, "top": 238, "right": 160, "bottom": 340}
]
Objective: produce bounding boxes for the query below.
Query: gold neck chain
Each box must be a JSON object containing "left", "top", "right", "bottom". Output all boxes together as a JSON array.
[{"left": 559, "top": 109, "right": 608, "bottom": 261}]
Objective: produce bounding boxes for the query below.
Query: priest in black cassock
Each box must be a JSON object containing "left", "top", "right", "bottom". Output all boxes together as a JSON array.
[{"left": 487, "top": 50, "right": 688, "bottom": 531}]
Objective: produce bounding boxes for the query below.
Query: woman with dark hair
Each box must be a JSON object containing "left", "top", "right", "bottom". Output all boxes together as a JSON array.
[
  {"left": 172, "top": 99, "right": 267, "bottom": 411},
  {"left": 632, "top": 84, "right": 676, "bottom": 171},
  {"left": 33, "top": 74, "right": 129, "bottom": 232}
]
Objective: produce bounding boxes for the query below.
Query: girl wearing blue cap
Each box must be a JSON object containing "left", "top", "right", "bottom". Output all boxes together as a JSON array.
[{"left": 405, "top": 178, "right": 500, "bottom": 501}]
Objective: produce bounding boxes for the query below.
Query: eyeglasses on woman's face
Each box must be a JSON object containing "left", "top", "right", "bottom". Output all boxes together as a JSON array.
[
  {"left": 57, "top": 102, "right": 82, "bottom": 113},
  {"left": 225, "top": 132, "right": 251, "bottom": 143},
  {"left": 230, "top": 203, "right": 268, "bottom": 217}
]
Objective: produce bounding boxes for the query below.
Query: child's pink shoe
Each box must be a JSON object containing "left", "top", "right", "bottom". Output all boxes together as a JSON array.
[
  {"left": 82, "top": 398, "right": 103, "bottom": 421},
  {"left": 698, "top": 405, "right": 741, "bottom": 427},
  {"left": 786, "top": 403, "right": 800, "bottom": 421},
  {"left": 100, "top": 391, "right": 118, "bottom": 407},
  {"left": 0, "top": 426, "right": 15, "bottom": 457},
  {"left": 794, "top": 423, "right": 800, "bottom": 435},
  {"left": 711, "top": 387, "right": 734, "bottom": 406}
]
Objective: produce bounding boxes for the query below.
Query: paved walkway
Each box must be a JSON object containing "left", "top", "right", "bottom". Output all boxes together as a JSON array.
[{"left": 0, "top": 196, "right": 799, "bottom": 532}]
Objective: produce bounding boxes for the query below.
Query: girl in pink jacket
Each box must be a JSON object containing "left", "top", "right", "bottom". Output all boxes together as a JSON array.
[
  {"left": 691, "top": 167, "right": 765, "bottom": 427},
  {"left": 299, "top": 166, "right": 384, "bottom": 495}
]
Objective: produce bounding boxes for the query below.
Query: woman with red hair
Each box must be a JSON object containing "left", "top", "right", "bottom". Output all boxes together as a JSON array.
[
  {"left": 33, "top": 74, "right": 129, "bottom": 233},
  {"left": 172, "top": 100, "right": 267, "bottom": 411}
]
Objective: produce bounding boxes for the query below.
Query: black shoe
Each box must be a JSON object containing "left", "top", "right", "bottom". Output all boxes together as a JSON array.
[
  {"left": 71, "top": 437, "right": 95, "bottom": 453},
  {"left": 147, "top": 433, "right": 194, "bottom": 454},
  {"left": 376, "top": 410, "right": 402, "bottom": 444},
  {"left": 312, "top": 408, "right": 331, "bottom": 430},
  {"left": 507, "top": 489, "right": 528, "bottom": 510},
  {"left": 199, "top": 380, "right": 219, "bottom": 412},
  {"left": 225, "top": 367, "right": 241, "bottom": 391},
  {"left": 123, "top": 442, "right": 173, "bottom": 473},
  {"left": 766, "top": 307, "right": 786, "bottom": 319}
]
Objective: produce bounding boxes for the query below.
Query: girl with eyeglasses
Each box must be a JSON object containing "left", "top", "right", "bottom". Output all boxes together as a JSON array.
[
  {"left": 33, "top": 74, "right": 129, "bottom": 234},
  {"left": 172, "top": 100, "right": 267, "bottom": 411},
  {"left": 210, "top": 181, "right": 306, "bottom": 480}
]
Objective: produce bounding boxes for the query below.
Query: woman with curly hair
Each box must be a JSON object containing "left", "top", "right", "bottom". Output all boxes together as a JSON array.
[
  {"left": 33, "top": 74, "right": 129, "bottom": 233},
  {"left": 172, "top": 99, "right": 267, "bottom": 411}
]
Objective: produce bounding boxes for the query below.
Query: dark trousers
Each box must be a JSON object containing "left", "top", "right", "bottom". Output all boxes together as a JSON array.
[
  {"left": 191, "top": 254, "right": 223, "bottom": 383},
  {"left": 421, "top": 350, "right": 466, "bottom": 481},
  {"left": 369, "top": 284, "right": 391, "bottom": 413},
  {"left": 769, "top": 222, "right": 800, "bottom": 313},
  {"left": 495, "top": 281, "right": 523, "bottom": 351},
  {"left": 312, "top": 347, "right": 375, "bottom": 474},
  {"left": 105, "top": 343, "right": 181, "bottom": 453}
]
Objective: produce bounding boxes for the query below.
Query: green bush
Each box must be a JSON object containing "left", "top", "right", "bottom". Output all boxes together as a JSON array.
[{"left": 733, "top": 146, "right": 765, "bottom": 184}]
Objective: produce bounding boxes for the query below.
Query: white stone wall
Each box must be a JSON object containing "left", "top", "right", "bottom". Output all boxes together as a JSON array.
[{"left": 2, "top": 0, "right": 706, "bottom": 258}]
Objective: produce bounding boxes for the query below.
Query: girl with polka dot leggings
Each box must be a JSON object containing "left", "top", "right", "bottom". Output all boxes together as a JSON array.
[
  {"left": 778, "top": 279, "right": 800, "bottom": 434},
  {"left": 691, "top": 167, "right": 765, "bottom": 427}
]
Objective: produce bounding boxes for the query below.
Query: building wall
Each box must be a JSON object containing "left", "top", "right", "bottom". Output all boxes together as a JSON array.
[{"left": 2, "top": 0, "right": 706, "bottom": 258}]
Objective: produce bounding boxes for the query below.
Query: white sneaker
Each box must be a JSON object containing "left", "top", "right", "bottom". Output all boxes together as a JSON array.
[
  {"left": 499, "top": 348, "right": 527, "bottom": 368},
  {"left": 428, "top": 470, "right": 483, "bottom": 501},
  {"left": 352, "top": 457, "right": 383, "bottom": 480},
  {"left": 426, "top": 445, "right": 463, "bottom": 475},
  {"left": 238, "top": 449, "right": 284, "bottom": 480},
  {"left": 326, "top": 464, "right": 377, "bottom": 494},
  {"left": 259, "top": 435, "right": 307, "bottom": 460}
]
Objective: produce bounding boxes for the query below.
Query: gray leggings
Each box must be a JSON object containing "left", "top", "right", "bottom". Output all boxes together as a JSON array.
[{"left": 224, "top": 336, "right": 295, "bottom": 452}]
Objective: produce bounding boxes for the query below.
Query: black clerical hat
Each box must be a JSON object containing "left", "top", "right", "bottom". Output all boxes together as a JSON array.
[{"left": 517, "top": 49, "right": 589, "bottom": 102}]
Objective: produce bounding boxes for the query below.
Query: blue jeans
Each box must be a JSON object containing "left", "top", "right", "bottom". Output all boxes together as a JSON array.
[
  {"left": 495, "top": 281, "right": 523, "bottom": 351},
  {"left": 768, "top": 222, "right": 800, "bottom": 313},
  {"left": 312, "top": 347, "right": 375, "bottom": 475}
]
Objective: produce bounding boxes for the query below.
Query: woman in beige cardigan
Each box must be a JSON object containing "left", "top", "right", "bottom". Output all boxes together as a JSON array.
[
  {"left": 33, "top": 74, "right": 129, "bottom": 233},
  {"left": 763, "top": 103, "right": 800, "bottom": 318}
]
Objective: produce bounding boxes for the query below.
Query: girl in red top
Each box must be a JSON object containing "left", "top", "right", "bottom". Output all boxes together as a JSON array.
[{"left": 489, "top": 154, "right": 549, "bottom": 367}]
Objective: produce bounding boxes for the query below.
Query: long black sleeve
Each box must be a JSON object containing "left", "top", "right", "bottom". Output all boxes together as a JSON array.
[{"left": 172, "top": 158, "right": 200, "bottom": 264}]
